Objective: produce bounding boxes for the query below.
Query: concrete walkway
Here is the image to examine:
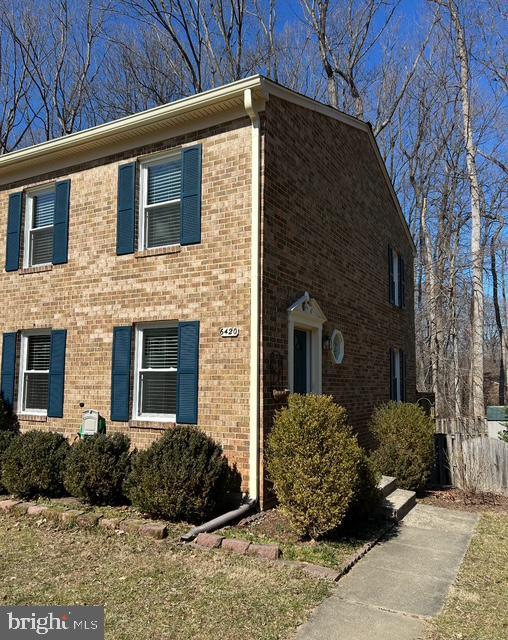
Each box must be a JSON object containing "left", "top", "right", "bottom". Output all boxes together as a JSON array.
[{"left": 296, "top": 504, "right": 479, "bottom": 640}]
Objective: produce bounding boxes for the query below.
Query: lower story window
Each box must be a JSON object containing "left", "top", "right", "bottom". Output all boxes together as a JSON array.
[
  {"left": 135, "top": 324, "right": 178, "bottom": 420},
  {"left": 20, "top": 332, "right": 51, "bottom": 413},
  {"left": 390, "top": 348, "right": 406, "bottom": 402}
]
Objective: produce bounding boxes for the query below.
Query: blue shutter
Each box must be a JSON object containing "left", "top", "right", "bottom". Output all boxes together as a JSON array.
[
  {"left": 1, "top": 332, "right": 17, "bottom": 409},
  {"left": 47, "top": 330, "right": 67, "bottom": 417},
  {"left": 180, "top": 146, "right": 202, "bottom": 246},
  {"left": 388, "top": 246, "right": 395, "bottom": 305},
  {"left": 117, "top": 163, "right": 136, "bottom": 255},
  {"left": 111, "top": 326, "right": 132, "bottom": 421},
  {"left": 6, "top": 192, "right": 22, "bottom": 272},
  {"left": 53, "top": 180, "right": 71, "bottom": 265},
  {"left": 398, "top": 254, "right": 406, "bottom": 309},
  {"left": 176, "top": 321, "right": 199, "bottom": 424}
]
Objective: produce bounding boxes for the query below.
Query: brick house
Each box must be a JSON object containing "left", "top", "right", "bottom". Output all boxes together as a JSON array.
[{"left": 0, "top": 76, "right": 415, "bottom": 507}]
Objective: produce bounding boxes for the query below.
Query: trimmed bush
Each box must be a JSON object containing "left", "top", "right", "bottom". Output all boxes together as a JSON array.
[
  {"left": 370, "top": 402, "right": 435, "bottom": 491},
  {"left": 125, "top": 425, "right": 240, "bottom": 523},
  {"left": 64, "top": 434, "right": 131, "bottom": 505},
  {"left": 347, "top": 454, "right": 381, "bottom": 521},
  {"left": 0, "top": 398, "right": 19, "bottom": 433},
  {"left": 1, "top": 430, "right": 69, "bottom": 498},
  {"left": 0, "top": 430, "right": 17, "bottom": 493},
  {"left": 267, "top": 394, "right": 376, "bottom": 540}
]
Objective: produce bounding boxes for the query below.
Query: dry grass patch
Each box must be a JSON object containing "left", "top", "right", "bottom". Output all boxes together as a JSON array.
[
  {"left": 427, "top": 512, "right": 508, "bottom": 640},
  {"left": 0, "top": 513, "right": 329, "bottom": 640},
  {"left": 220, "top": 509, "right": 389, "bottom": 569}
]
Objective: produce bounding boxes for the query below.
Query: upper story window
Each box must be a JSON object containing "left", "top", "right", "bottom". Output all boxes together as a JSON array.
[
  {"left": 140, "top": 154, "right": 182, "bottom": 250},
  {"left": 388, "top": 246, "right": 406, "bottom": 309},
  {"left": 19, "top": 331, "right": 51, "bottom": 414},
  {"left": 134, "top": 323, "right": 178, "bottom": 421},
  {"left": 25, "top": 188, "right": 55, "bottom": 267}
]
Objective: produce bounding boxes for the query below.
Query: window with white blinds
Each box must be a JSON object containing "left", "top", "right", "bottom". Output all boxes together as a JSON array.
[
  {"left": 135, "top": 325, "right": 178, "bottom": 418},
  {"left": 141, "top": 156, "right": 181, "bottom": 249},
  {"left": 26, "top": 189, "right": 55, "bottom": 266},
  {"left": 20, "top": 333, "right": 51, "bottom": 413}
]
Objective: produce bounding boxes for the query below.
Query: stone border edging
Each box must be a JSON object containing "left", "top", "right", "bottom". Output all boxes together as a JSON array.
[
  {"left": 0, "top": 498, "right": 168, "bottom": 540},
  {"left": 191, "top": 522, "right": 396, "bottom": 581},
  {"left": 1, "top": 498, "right": 394, "bottom": 582}
]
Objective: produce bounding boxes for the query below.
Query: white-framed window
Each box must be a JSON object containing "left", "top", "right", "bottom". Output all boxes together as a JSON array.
[
  {"left": 139, "top": 152, "right": 182, "bottom": 250},
  {"left": 18, "top": 331, "right": 51, "bottom": 415},
  {"left": 392, "top": 250, "right": 400, "bottom": 307},
  {"left": 24, "top": 186, "right": 55, "bottom": 267},
  {"left": 389, "top": 246, "right": 406, "bottom": 309},
  {"left": 133, "top": 322, "right": 178, "bottom": 421},
  {"left": 330, "top": 329, "right": 345, "bottom": 364},
  {"left": 390, "top": 348, "right": 406, "bottom": 403}
]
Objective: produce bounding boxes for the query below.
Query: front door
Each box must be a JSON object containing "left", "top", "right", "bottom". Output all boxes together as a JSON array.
[{"left": 294, "top": 329, "right": 309, "bottom": 394}]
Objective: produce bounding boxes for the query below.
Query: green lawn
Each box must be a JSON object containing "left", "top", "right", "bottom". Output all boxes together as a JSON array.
[
  {"left": 0, "top": 513, "right": 330, "bottom": 640},
  {"left": 428, "top": 512, "right": 508, "bottom": 640}
]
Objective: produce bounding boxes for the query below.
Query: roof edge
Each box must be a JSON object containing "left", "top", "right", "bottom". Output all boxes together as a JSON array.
[
  {"left": 0, "top": 74, "right": 414, "bottom": 253},
  {"left": 0, "top": 75, "right": 266, "bottom": 175}
]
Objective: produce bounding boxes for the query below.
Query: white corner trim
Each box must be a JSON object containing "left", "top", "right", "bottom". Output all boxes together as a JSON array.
[{"left": 245, "top": 88, "right": 262, "bottom": 502}]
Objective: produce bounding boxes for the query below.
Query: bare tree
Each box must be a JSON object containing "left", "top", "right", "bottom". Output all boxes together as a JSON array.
[
  {"left": 0, "top": 22, "right": 34, "bottom": 153},
  {"left": 1, "top": 0, "right": 111, "bottom": 142},
  {"left": 435, "top": 0, "right": 486, "bottom": 417},
  {"left": 300, "top": 0, "right": 434, "bottom": 134}
]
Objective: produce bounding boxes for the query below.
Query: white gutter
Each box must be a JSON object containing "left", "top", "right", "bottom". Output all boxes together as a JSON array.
[
  {"left": 0, "top": 75, "right": 264, "bottom": 172},
  {"left": 244, "top": 87, "right": 262, "bottom": 502}
]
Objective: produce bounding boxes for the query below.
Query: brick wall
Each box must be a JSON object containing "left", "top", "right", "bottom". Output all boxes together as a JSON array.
[
  {"left": 0, "top": 117, "right": 253, "bottom": 491},
  {"left": 260, "top": 96, "right": 416, "bottom": 503}
]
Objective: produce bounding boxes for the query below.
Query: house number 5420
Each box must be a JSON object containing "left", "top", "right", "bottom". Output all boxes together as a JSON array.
[{"left": 220, "top": 327, "right": 240, "bottom": 338}]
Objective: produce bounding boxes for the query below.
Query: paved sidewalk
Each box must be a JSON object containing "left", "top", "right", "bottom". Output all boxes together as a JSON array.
[{"left": 296, "top": 504, "right": 479, "bottom": 640}]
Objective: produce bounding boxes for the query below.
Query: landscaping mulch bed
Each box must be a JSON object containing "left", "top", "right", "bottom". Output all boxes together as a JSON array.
[
  {"left": 219, "top": 508, "right": 391, "bottom": 570},
  {"left": 421, "top": 488, "right": 508, "bottom": 513}
]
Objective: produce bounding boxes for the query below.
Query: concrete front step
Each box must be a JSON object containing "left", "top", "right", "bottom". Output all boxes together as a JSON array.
[
  {"left": 382, "top": 488, "right": 416, "bottom": 522},
  {"left": 377, "top": 475, "right": 397, "bottom": 497}
]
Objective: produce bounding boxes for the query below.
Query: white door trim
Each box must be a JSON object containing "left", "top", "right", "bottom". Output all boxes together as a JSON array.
[{"left": 288, "top": 292, "right": 326, "bottom": 394}]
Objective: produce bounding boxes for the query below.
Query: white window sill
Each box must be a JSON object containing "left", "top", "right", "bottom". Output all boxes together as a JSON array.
[
  {"left": 132, "top": 415, "right": 176, "bottom": 423},
  {"left": 19, "top": 264, "right": 53, "bottom": 275},
  {"left": 129, "top": 418, "right": 176, "bottom": 430},
  {"left": 18, "top": 413, "right": 48, "bottom": 422},
  {"left": 135, "top": 245, "right": 181, "bottom": 259}
]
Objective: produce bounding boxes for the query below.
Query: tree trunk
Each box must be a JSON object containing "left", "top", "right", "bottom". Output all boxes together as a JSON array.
[
  {"left": 448, "top": 0, "right": 485, "bottom": 417},
  {"left": 422, "top": 195, "right": 444, "bottom": 415},
  {"left": 491, "top": 236, "right": 506, "bottom": 405}
]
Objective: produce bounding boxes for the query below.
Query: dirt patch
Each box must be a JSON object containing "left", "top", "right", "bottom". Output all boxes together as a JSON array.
[
  {"left": 420, "top": 488, "right": 508, "bottom": 513},
  {"left": 221, "top": 508, "right": 390, "bottom": 569},
  {"left": 236, "top": 509, "right": 301, "bottom": 542}
]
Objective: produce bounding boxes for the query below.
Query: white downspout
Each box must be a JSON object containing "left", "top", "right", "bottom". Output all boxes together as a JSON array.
[{"left": 244, "top": 88, "right": 261, "bottom": 502}]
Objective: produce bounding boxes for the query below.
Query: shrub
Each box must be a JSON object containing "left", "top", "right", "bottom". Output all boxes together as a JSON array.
[
  {"left": 1, "top": 430, "right": 69, "bottom": 498},
  {"left": 64, "top": 433, "right": 131, "bottom": 505},
  {"left": 125, "top": 425, "right": 240, "bottom": 523},
  {"left": 0, "top": 398, "right": 19, "bottom": 433},
  {"left": 266, "top": 394, "right": 376, "bottom": 540},
  {"left": 0, "top": 430, "right": 17, "bottom": 493},
  {"left": 370, "top": 402, "right": 435, "bottom": 491},
  {"left": 347, "top": 454, "right": 381, "bottom": 521}
]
